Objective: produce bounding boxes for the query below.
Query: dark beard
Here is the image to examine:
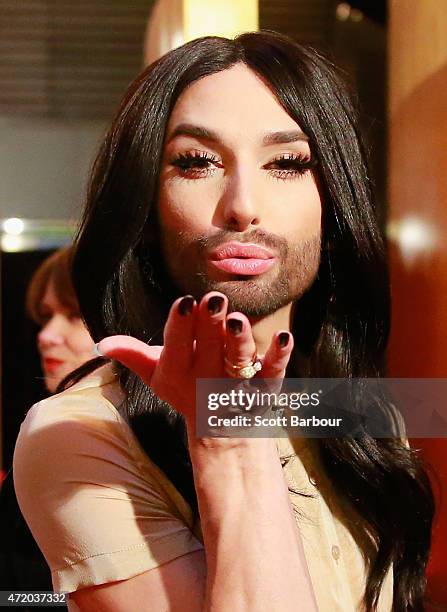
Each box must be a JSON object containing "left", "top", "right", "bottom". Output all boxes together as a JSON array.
[{"left": 160, "top": 228, "right": 322, "bottom": 318}]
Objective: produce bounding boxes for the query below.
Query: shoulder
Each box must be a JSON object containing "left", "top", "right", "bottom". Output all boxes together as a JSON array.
[
  {"left": 13, "top": 363, "right": 191, "bottom": 513},
  {"left": 14, "top": 364, "right": 193, "bottom": 512},
  {"left": 13, "top": 364, "right": 133, "bottom": 534},
  {"left": 14, "top": 364, "right": 131, "bottom": 490},
  {"left": 13, "top": 364, "right": 203, "bottom": 593},
  {"left": 16, "top": 363, "right": 124, "bottom": 433}
]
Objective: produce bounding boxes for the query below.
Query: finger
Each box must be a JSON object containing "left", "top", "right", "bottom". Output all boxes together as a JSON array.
[
  {"left": 160, "top": 295, "right": 197, "bottom": 373},
  {"left": 97, "top": 335, "right": 163, "bottom": 386},
  {"left": 194, "top": 292, "right": 228, "bottom": 375},
  {"left": 224, "top": 314, "right": 257, "bottom": 376},
  {"left": 260, "top": 331, "right": 294, "bottom": 378}
]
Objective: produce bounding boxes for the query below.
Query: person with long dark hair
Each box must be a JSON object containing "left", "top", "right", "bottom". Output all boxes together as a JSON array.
[{"left": 14, "top": 32, "right": 433, "bottom": 611}]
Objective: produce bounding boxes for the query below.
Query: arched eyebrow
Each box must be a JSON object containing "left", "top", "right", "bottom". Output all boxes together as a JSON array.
[
  {"left": 167, "top": 123, "right": 309, "bottom": 145},
  {"left": 262, "top": 129, "right": 309, "bottom": 145}
]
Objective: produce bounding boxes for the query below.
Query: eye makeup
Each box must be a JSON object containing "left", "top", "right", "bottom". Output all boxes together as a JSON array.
[{"left": 169, "top": 150, "right": 317, "bottom": 180}]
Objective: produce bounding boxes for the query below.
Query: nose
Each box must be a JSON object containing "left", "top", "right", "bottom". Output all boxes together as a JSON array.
[
  {"left": 37, "top": 315, "right": 66, "bottom": 349},
  {"left": 218, "top": 165, "right": 261, "bottom": 231}
]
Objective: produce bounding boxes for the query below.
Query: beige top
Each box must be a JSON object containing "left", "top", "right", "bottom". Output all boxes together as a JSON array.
[{"left": 13, "top": 364, "right": 393, "bottom": 611}]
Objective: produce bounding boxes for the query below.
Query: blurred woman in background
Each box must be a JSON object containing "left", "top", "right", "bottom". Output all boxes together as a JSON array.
[{"left": 26, "top": 247, "right": 94, "bottom": 394}]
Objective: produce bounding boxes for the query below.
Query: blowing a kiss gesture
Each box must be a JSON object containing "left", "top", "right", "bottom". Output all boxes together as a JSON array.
[
  {"left": 96, "top": 290, "right": 294, "bottom": 443},
  {"left": 92, "top": 290, "right": 319, "bottom": 611}
]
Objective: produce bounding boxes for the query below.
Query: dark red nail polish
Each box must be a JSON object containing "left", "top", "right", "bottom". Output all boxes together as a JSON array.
[
  {"left": 178, "top": 295, "right": 195, "bottom": 316},
  {"left": 278, "top": 332, "right": 290, "bottom": 348},
  {"left": 208, "top": 295, "right": 224, "bottom": 314},
  {"left": 228, "top": 318, "right": 243, "bottom": 335}
]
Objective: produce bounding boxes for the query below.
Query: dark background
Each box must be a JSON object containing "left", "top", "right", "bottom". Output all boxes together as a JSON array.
[{"left": 1, "top": 250, "right": 54, "bottom": 470}]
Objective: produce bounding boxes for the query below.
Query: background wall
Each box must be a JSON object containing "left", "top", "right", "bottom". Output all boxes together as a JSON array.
[
  {"left": 0, "top": 118, "right": 103, "bottom": 219},
  {"left": 0, "top": 0, "right": 154, "bottom": 220},
  {"left": 388, "top": 1, "right": 447, "bottom": 606}
]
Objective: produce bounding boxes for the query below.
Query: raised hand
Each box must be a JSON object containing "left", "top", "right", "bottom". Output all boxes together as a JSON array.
[{"left": 97, "top": 291, "right": 294, "bottom": 430}]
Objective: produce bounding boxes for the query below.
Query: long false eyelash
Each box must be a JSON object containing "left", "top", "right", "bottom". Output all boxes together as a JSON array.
[
  {"left": 268, "top": 152, "right": 318, "bottom": 169},
  {"left": 170, "top": 150, "right": 318, "bottom": 179},
  {"left": 266, "top": 153, "right": 318, "bottom": 180},
  {"left": 171, "top": 151, "right": 219, "bottom": 170}
]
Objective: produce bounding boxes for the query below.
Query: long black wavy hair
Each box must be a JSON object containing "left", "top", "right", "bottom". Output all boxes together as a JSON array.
[{"left": 62, "top": 31, "right": 434, "bottom": 611}]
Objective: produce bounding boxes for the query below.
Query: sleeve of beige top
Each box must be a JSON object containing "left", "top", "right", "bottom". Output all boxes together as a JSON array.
[{"left": 13, "top": 392, "right": 203, "bottom": 594}]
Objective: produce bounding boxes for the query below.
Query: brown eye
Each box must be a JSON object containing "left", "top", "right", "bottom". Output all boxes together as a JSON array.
[
  {"left": 265, "top": 153, "right": 317, "bottom": 180},
  {"left": 170, "top": 151, "right": 221, "bottom": 176}
]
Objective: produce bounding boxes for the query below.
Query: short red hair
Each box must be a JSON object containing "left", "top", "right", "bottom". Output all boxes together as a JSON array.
[{"left": 26, "top": 247, "right": 80, "bottom": 325}]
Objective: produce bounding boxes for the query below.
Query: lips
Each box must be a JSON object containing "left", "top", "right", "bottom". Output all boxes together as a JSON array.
[
  {"left": 210, "top": 242, "right": 275, "bottom": 261},
  {"left": 43, "top": 358, "right": 64, "bottom": 372},
  {"left": 209, "top": 241, "right": 276, "bottom": 276}
]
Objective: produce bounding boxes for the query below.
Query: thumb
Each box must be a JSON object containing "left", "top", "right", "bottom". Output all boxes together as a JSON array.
[{"left": 96, "top": 335, "right": 163, "bottom": 386}]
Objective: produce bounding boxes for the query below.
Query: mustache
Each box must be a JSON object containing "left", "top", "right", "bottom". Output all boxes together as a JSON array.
[{"left": 195, "top": 228, "right": 288, "bottom": 255}]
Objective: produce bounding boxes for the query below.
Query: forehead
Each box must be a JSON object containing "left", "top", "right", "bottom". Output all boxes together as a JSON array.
[
  {"left": 166, "top": 63, "right": 302, "bottom": 138},
  {"left": 40, "top": 278, "right": 65, "bottom": 310},
  {"left": 41, "top": 279, "right": 61, "bottom": 307}
]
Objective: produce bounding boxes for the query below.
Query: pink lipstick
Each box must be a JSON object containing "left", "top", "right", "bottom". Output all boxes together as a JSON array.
[{"left": 209, "top": 242, "right": 276, "bottom": 276}]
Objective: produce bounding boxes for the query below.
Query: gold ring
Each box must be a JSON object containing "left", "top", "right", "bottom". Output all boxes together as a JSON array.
[{"left": 224, "top": 352, "right": 262, "bottom": 379}]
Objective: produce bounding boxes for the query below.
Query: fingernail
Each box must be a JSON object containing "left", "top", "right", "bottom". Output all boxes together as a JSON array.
[
  {"left": 278, "top": 332, "right": 290, "bottom": 348},
  {"left": 178, "top": 295, "right": 195, "bottom": 316},
  {"left": 93, "top": 343, "right": 103, "bottom": 357},
  {"left": 228, "top": 318, "right": 243, "bottom": 335},
  {"left": 207, "top": 295, "right": 224, "bottom": 315}
]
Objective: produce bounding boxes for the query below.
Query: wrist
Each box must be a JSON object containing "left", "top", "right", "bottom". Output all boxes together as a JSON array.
[
  {"left": 188, "top": 437, "right": 284, "bottom": 515},
  {"left": 188, "top": 434, "right": 279, "bottom": 464}
]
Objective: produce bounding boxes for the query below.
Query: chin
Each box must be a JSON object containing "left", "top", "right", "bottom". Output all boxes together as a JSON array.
[
  {"left": 195, "top": 276, "right": 291, "bottom": 317},
  {"left": 45, "top": 381, "right": 58, "bottom": 394},
  {"left": 45, "top": 375, "right": 64, "bottom": 395}
]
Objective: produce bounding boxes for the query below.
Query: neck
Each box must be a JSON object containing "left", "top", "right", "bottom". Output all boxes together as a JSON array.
[{"left": 248, "top": 302, "right": 295, "bottom": 356}]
